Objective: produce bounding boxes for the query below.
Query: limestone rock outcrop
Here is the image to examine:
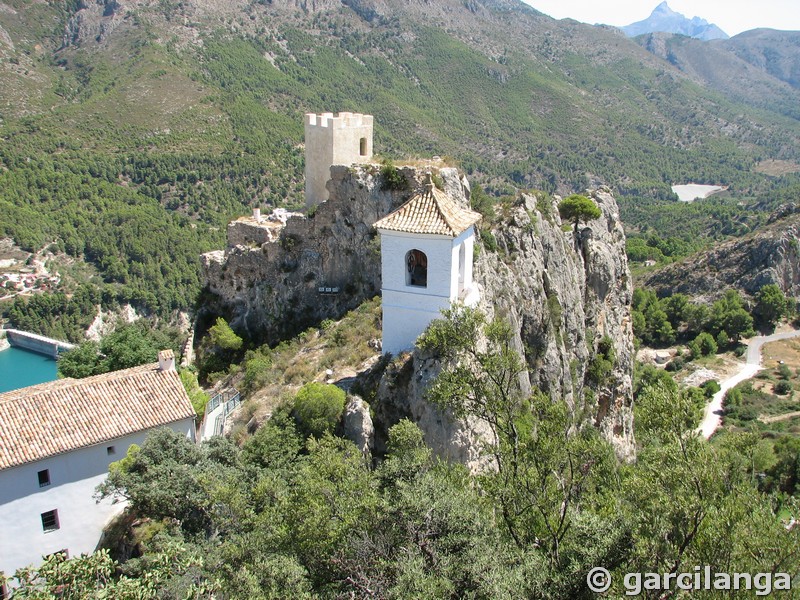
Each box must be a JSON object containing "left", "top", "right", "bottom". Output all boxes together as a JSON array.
[
  {"left": 201, "top": 166, "right": 464, "bottom": 343},
  {"left": 372, "top": 348, "right": 496, "bottom": 471},
  {"left": 475, "top": 188, "right": 635, "bottom": 459},
  {"left": 644, "top": 211, "right": 800, "bottom": 302},
  {"left": 202, "top": 167, "right": 635, "bottom": 463},
  {"left": 342, "top": 395, "right": 375, "bottom": 455}
]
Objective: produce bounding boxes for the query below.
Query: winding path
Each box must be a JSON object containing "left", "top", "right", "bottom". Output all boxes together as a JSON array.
[{"left": 699, "top": 329, "right": 800, "bottom": 439}]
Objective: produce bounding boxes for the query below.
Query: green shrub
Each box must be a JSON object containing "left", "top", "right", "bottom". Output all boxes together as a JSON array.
[
  {"left": 380, "top": 160, "right": 408, "bottom": 191},
  {"left": 716, "top": 329, "right": 729, "bottom": 350},
  {"left": 179, "top": 370, "right": 209, "bottom": 420},
  {"left": 292, "top": 382, "right": 347, "bottom": 438},
  {"left": 481, "top": 229, "right": 498, "bottom": 252},
  {"left": 690, "top": 332, "right": 717, "bottom": 357},
  {"left": 775, "top": 380, "right": 793, "bottom": 396},
  {"left": 586, "top": 336, "right": 616, "bottom": 387},
  {"left": 209, "top": 317, "right": 243, "bottom": 351},
  {"left": 778, "top": 364, "right": 793, "bottom": 380},
  {"left": 701, "top": 380, "right": 721, "bottom": 398},
  {"left": 665, "top": 356, "right": 685, "bottom": 372},
  {"left": 546, "top": 294, "right": 562, "bottom": 328}
]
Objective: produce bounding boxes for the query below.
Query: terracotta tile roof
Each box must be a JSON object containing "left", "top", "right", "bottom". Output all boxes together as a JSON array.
[
  {"left": 0, "top": 363, "right": 195, "bottom": 470},
  {"left": 374, "top": 175, "right": 482, "bottom": 236}
]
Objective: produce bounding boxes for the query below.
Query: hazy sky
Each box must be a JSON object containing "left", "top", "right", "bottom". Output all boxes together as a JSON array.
[{"left": 521, "top": 1, "right": 800, "bottom": 37}]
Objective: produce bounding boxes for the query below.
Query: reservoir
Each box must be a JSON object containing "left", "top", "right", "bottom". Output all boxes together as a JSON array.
[
  {"left": 0, "top": 346, "right": 58, "bottom": 393},
  {"left": 671, "top": 184, "right": 727, "bottom": 202}
]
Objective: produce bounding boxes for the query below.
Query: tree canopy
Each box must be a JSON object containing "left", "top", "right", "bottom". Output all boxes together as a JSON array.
[
  {"left": 557, "top": 194, "right": 601, "bottom": 228},
  {"left": 57, "top": 323, "right": 181, "bottom": 378}
]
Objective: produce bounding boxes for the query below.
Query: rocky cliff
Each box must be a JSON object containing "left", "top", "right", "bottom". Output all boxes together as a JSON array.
[
  {"left": 204, "top": 166, "right": 635, "bottom": 461},
  {"left": 479, "top": 188, "right": 634, "bottom": 457},
  {"left": 201, "top": 165, "right": 462, "bottom": 343},
  {"left": 644, "top": 210, "right": 800, "bottom": 302},
  {"left": 371, "top": 186, "right": 635, "bottom": 463}
]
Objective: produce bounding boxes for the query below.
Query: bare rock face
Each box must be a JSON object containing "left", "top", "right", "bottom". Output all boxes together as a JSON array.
[
  {"left": 372, "top": 349, "right": 495, "bottom": 472},
  {"left": 475, "top": 188, "right": 634, "bottom": 459},
  {"left": 342, "top": 395, "right": 375, "bottom": 455},
  {"left": 201, "top": 165, "right": 465, "bottom": 343},
  {"left": 644, "top": 212, "right": 800, "bottom": 302}
]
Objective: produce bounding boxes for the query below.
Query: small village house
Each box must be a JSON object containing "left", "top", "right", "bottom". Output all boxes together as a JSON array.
[{"left": 0, "top": 350, "right": 195, "bottom": 580}]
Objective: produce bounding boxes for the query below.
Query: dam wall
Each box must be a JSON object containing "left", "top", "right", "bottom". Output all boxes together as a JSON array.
[{"left": 3, "top": 329, "right": 75, "bottom": 358}]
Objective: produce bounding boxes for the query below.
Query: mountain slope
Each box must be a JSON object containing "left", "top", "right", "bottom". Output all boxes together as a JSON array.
[
  {"left": 727, "top": 29, "right": 800, "bottom": 89},
  {"left": 643, "top": 208, "right": 800, "bottom": 301},
  {"left": 621, "top": 2, "right": 728, "bottom": 41},
  {"left": 636, "top": 30, "right": 800, "bottom": 121},
  {"left": 0, "top": 0, "right": 799, "bottom": 319}
]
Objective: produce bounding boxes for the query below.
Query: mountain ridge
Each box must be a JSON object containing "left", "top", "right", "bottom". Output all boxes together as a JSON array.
[{"left": 622, "top": 1, "right": 729, "bottom": 41}]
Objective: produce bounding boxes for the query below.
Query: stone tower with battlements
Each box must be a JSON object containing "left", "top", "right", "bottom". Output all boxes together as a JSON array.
[{"left": 304, "top": 112, "right": 374, "bottom": 208}]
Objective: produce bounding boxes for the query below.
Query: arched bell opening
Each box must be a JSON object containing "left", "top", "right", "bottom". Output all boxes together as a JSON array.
[{"left": 405, "top": 249, "right": 428, "bottom": 288}]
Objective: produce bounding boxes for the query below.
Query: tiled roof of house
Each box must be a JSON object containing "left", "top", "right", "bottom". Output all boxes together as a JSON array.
[
  {"left": 374, "top": 175, "right": 482, "bottom": 236},
  {"left": 0, "top": 363, "right": 195, "bottom": 470}
]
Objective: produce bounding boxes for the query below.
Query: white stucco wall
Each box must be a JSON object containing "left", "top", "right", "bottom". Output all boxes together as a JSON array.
[
  {"left": 379, "top": 227, "right": 476, "bottom": 355},
  {"left": 304, "top": 112, "right": 373, "bottom": 207},
  {"left": 0, "top": 418, "right": 194, "bottom": 577}
]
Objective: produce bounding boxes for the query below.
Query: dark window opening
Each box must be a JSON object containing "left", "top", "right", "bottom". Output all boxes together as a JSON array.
[
  {"left": 359, "top": 137, "right": 367, "bottom": 156},
  {"left": 41, "top": 509, "right": 59, "bottom": 533},
  {"left": 38, "top": 469, "right": 50, "bottom": 488},
  {"left": 107, "top": 446, "right": 116, "bottom": 456},
  {"left": 406, "top": 249, "right": 428, "bottom": 288}
]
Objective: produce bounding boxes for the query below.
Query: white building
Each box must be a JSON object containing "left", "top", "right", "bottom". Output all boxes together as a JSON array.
[
  {"left": 0, "top": 350, "right": 196, "bottom": 579},
  {"left": 374, "top": 174, "right": 482, "bottom": 355},
  {"left": 304, "top": 111, "right": 373, "bottom": 208}
]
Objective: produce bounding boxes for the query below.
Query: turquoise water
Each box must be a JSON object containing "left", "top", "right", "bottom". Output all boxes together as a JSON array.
[{"left": 0, "top": 346, "right": 59, "bottom": 393}]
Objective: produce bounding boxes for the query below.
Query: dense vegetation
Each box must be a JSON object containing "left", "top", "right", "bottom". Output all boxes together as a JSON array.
[
  {"left": 4, "top": 284, "right": 103, "bottom": 344},
  {"left": 622, "top": 182, "right": 800, "bottom": 266},
  {"left": 6, "top": 309, "right": 800, "bottom": 598},
  {"left": 57, "top": 323, "right": 183, "bottom": 378},
  {"left": 631, "top": 287, "right": 768, "bottom": 348}
]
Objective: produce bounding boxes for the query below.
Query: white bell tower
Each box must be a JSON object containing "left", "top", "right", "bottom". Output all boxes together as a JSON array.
[{"left": 374, "top": 174, "right": 482, "bottom": 355}]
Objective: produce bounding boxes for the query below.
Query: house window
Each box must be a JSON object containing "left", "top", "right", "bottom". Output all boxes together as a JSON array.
[
  {"left": 41, "top": 509, "right": 59, "bottom": 533},
  {"left": 406, "top": 249, "right": 428, "bottom": 288},
  {"left": 107, "top": 446, "right": 116, "bottom": 456},
  {"left": 37, "top": 469, "right": 50, "bottom": 488},
  {"left": 359, "top": 137, "right": 367, "bottom": 156}
]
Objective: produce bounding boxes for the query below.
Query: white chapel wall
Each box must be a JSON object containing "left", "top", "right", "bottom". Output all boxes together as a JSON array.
[
  {"left": 380, "top": 229, "right": 474, "bottom": 355},
  {"left": 0, "top": 418, "right": 194, "bottom": 577}
]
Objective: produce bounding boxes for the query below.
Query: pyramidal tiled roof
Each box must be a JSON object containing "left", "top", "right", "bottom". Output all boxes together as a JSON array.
[
  {"left": 374, "top": 175, "right": 482, "bottom": 236},
  {"left": 0, "top": 362, "right": 195, "bottom": 470}
]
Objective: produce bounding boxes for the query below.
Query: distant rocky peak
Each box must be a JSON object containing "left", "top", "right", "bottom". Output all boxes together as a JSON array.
[{"left": 621, "top": 2, "right": 729, "bottom": 41}]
